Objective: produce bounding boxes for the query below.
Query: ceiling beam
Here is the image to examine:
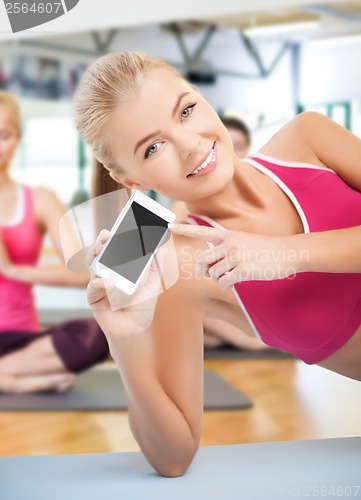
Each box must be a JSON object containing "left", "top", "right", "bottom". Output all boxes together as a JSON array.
[
  {"left": 302, "top": 4, "right": 361, "bottom": 24},
  {"left": 167, "top": 23, "right": 217, "bottom": 65},
  {"left": 91, "top": 29, "right": 118, "bottom": 52}
]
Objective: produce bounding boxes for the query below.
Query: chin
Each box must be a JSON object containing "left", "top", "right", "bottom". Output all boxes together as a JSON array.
[{"left": 215, "top": 162, "right": 234, "bottom": 185}]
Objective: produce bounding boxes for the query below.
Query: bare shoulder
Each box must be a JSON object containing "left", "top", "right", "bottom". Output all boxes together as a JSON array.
[
  {"left": 258, "top": 111, "right": 361, "bottom": 189},
  {"left": 32, "top": 186, "right": 66, "bottom": 229},
  {"left": 32, "top": 186, "right": 66, "bottom": 214},
  {"left": 257, "top": 111, "right": 329, "bottom": 168}
]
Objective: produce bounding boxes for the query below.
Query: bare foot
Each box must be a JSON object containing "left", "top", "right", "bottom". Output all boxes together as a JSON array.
[
  {"left": 0, "top": 372, "right": 76, "bottom": 394},
  {"left": 0, "top": 336, "right": 67, "bottom": 376}
]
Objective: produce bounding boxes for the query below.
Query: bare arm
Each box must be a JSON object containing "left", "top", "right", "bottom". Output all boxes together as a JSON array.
[
  {"left": 5, "top": 186, "right": 89, "bottom": 286},
  {"left": 89, "top": 234, "right": 207, "bottom": 477},
  {"left": 122, "top": 273, "right": 205, "bottom": 477},
  {"left": 260, "top": 112, "right": 361, "bottom": 274},
  {"left": 301, "top": 111, "right": 361, "bottom": 191},
  {"left": 290, "top": 226, "right": 361, "bottom": 274}
]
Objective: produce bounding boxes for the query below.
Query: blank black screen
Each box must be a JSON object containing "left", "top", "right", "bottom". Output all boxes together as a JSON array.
[{"left": 99, "top": 201, "right": 169, "bottom": 283}]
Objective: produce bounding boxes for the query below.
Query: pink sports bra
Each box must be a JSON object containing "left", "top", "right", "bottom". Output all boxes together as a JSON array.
[
  {"left": 0, "top": 186, "right": 43, "bottom": 332},
  {"left": 187, "top": 154, "right": 361, "bottom": 364}
]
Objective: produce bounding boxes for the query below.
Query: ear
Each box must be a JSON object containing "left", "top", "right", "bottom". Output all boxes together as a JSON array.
[{"left": 109, "top": 172, "right": 149, "bottom": 192}]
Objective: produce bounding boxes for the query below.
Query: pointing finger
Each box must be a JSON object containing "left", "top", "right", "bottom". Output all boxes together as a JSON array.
[
  {"left": 169, "top": 223, "right": 225, "bottom": 245},
  {"left": 96, "top": 229, "right": 110, "bottom": 243}
]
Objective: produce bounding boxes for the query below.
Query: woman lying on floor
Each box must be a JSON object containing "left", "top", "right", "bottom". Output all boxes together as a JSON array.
[{"left": 73, "top": 52, "right": 361, "bottom": 477}]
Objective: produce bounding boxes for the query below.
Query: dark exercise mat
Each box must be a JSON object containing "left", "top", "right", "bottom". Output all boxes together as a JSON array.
[
  {"left": 0, "top": 368, "right": 252, "bottom": 411},
  {"left": 39, "top": 308, "right": 93, "bottom": 326},
  {"left": 204, "top": 344, "right": 295, "bottom": 360},
  {"left": 0, "top": 438, "right": 360, "bottom": 500}
]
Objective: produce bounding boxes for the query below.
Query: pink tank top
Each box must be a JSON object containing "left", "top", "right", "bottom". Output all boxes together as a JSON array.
[
  {"left": 187, "top": 154, "right": 361, "bottom": 364},
  {"left": 0, "top": 186, "right": 43, "bottom": 332}
]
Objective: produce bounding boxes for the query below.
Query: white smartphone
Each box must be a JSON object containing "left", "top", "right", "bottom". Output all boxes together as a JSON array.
[{"left": 91, "top": 191, "right": 176, "bottom": 295}]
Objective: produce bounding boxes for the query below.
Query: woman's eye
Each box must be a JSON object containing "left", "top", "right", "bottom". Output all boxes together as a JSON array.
[
  {"left": 180, "top": 103, "right": 197, "bottom": 120},
  {"left": 144, "top": 142, "right": 161, "bottom": 159}
]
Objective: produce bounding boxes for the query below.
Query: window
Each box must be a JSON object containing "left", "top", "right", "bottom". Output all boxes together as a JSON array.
[{"left": 12, "top": 111, "right": 91, "bottom": 205}]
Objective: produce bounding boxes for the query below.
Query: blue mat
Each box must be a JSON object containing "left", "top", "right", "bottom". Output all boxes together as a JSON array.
[{"left": 0, "top": 438, "right": 360, "bottom": 499}]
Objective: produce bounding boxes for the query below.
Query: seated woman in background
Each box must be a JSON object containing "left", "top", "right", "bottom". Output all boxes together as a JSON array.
[
  {"left": 0, "top": 92, "right": 109, "bottom": 394},
  {"left": 172, "top": 115, "right": 268, "bottom": 350},
  {"left": 218, "top": 116, "right": 250, "bottom": 158}
]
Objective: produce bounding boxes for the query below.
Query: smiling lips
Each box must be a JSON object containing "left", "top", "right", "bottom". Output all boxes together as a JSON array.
[{"left": 187, "top": 143, "right": 217, "bottom": 178}]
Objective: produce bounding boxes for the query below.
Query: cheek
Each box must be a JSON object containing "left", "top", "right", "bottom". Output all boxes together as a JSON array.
[
  {"left": 0, "top": 141, "right": 13, "bottom": 155},
  {"left": 146, "top": 168, "right": 175, "bottom": 191},
  {"left": 142, "top": 149, "right": 178, "bottom": 184},
  {"left": 7, "top": 139, "right": 19, "bottom": 155},
  {"left": 143, "top": 164, "right": 185, "bottom": 199}
]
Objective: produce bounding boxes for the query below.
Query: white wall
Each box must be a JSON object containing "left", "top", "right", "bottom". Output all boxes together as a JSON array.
[{"left": 300, "top": 37, "right": 361, "bottom": 105}]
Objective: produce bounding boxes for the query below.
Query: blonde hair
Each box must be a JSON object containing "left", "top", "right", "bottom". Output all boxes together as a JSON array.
[
  {"left": 73, "top": 51, "right": 180, "bottom": 172},
  {"left": 0, "top": 91, "right": 21, "bottom": 134}
]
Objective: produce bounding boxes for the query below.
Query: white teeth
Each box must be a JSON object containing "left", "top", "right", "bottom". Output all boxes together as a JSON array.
[{"left": 192, "top": 149, "right": 214, "bottom": 175}]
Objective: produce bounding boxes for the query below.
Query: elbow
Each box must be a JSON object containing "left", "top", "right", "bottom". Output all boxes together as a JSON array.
[
  {"left": 148, "top": 443, "right": 199, "bottom": 478},
  {"left": 128, "top": 413, "right": 201, "bottom": 478},
  {"left": 158, "top": 466, "right": 188, "bottom": 478},
  {"left": 155, "top": 455, "right": 195, "bottom": 478}
]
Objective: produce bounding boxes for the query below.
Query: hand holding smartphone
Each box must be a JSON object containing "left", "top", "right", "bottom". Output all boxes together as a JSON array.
[{"left": 91, "top": 191, "right": 176, "bottom": 295}]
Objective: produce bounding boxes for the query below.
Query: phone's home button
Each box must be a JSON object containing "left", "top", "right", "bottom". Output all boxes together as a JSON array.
[{"left": 109, "top": 273, "right": 119, "bottom": 282}]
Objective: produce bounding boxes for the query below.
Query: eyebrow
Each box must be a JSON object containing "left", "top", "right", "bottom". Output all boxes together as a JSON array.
[
  {"left": 133, "top": 91, "right": 191, "bottom": 155},
  {"left": 134, "top": 130, "right": 161, "bottom": 155},
  {"left": 172, "top": 91, "right": 191, "bottom": 118}
]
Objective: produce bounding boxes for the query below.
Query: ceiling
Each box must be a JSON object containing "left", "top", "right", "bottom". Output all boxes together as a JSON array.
[
  {"left": 180, "top": 1, "right": 361, "bottom": 43},
  {"left": 0, "top": 0, "right": 360, "bottom": 61},
  {"left": 0, "top": 0, "right": 361, "bottom": 43}
]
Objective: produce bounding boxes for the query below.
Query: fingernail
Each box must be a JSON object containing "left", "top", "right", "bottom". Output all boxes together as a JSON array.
[
  {"left": 97, "top": 229, "right": 108, "bottom": 241},
  {"left": 168, "top": 223, "right": 180, "bottom": 229}
]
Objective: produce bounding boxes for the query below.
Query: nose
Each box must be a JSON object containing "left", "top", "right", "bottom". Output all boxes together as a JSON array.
[{"left": 178, "top": 133, "right": 201, "bottom": 161}]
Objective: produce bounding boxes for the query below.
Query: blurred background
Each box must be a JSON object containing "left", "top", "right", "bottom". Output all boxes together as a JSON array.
[
  {"left": 1, "top": 1, "right": 361, "bottom": 461},
  {"left": 1, "top": 0, "right": 361, "bottom": 311}
]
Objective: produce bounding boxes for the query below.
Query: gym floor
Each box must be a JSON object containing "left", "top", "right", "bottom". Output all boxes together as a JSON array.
[{"left": 1, "top": 358, "right": 360, "bottom": 457}]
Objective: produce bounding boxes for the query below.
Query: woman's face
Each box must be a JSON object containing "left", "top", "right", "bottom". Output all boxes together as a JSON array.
[
  {"left": 0, "top": 106, "right": 20, "bottom": 173},
  {"left": 110, "top": 68, "right": 235, "bottom": 202}
]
